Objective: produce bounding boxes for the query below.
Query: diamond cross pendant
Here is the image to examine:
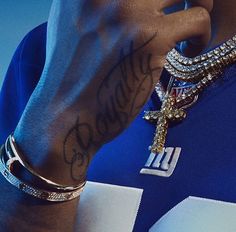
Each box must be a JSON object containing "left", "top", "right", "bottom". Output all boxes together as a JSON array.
[{"left": 144, "top": 96, "right": 186, "bottom": 154}]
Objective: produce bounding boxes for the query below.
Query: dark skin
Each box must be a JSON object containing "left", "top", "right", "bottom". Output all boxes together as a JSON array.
[
  {"left": 1, "top": 0, "right": 235, "bottom": 231},
  {"left": 209, "top": 0, "right": 236, "bottom": 48},
  {"left": 61, "top": 34, "right": 161, "bottom": 182}
]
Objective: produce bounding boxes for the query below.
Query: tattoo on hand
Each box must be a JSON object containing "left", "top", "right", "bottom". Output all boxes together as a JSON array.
[{"left": 63, "top": 34, "right": 161, "bottom": 181}]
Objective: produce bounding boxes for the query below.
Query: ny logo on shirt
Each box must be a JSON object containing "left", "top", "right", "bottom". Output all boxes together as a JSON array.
[{"left": 140, "top": 147, "right": 182, "bottom": 177}]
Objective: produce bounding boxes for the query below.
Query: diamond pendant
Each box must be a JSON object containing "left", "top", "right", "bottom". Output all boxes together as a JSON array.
[{"left": 144, "top": 95, "right": 186, "bottom": 154}]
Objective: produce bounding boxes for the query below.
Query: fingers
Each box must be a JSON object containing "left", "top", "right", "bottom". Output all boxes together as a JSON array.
[
  {"left": 181, "top": 0, "right": 213, "bottom": 56},
  {"left": 162, "top": 6, "right": 211, "bottom": 56},
  {"left": 164, "top": 7, "right": 211, "bottom": 43},
  {"left": 156, "top": 0, "right": 212, "bottom": 56}
]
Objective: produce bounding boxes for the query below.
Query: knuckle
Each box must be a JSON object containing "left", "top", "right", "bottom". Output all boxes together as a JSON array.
[
  {"left": 115, "top": 2, "right": 133, "bottom": 22},
  {"left": 115, "top": 1, "right": 144, "bottom": 24},
  {"left": 195, "top": 7, "right": 211, "bottom": 24}
]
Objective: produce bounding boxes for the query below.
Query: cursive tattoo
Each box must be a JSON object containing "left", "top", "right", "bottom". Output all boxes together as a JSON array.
[{"left": 63, "top": 34, "right": 162, "bottom": 181}]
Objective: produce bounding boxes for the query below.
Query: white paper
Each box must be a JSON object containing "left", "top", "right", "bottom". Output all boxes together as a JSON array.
[
  {"left": 150, "top": 196, "right": 236, "bottom": 232},
  {"left": 75, "top": 181, "right": 143, "bottom": 232}
]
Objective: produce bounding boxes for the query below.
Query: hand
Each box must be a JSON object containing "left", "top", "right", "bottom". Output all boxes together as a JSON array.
[{"left": 14, "top": 0, "right": 212, "bottom": 185}]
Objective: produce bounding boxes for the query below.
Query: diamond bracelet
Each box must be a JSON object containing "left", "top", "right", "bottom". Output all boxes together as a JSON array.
[{"left": 0, "top": 135, "right": 86, "bottom": 202}]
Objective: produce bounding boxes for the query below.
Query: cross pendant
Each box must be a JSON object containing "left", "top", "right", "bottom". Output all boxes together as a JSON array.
[{"left": 144, "top": 96, "right": 186, "bottom": 154}]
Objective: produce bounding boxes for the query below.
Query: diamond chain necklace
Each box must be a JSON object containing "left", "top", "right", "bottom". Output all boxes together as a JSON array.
[{"left": 144, "top": 35, "right": 236, "bottom": 156}]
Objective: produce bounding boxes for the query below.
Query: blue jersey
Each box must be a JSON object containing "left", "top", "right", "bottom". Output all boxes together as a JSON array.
[{"left": 1, "top": 24, "right": 236, "bottom": 231}]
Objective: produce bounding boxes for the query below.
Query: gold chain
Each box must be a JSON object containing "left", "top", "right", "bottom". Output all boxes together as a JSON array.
[{"left": 144, "top": 37, "right": 236, "bottom": 155}]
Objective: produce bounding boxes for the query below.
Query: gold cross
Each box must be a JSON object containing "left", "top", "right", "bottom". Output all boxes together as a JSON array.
[{"left": 144, "top": 95, "right": 186, "bottom": 154}]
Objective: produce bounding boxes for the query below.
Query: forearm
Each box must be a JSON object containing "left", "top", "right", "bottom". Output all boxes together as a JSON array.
[
  {"left": 0, "top": 177, "right": 79, "bottom": 232},
  {"left": 0, "top": 107, "right": 97, "bottom": 231},
  {"left": 0, "top": 101, "right": 95, "bottom": 232}
]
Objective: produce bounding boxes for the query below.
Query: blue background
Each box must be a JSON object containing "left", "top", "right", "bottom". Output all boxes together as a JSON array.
[{"left": 0, "top": 1, "right": 52, "bottom": 88}]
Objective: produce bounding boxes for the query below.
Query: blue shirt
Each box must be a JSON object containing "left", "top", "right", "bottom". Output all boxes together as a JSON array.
[{"left": 1, "top": 23, "right": 236, "bottom": 231}]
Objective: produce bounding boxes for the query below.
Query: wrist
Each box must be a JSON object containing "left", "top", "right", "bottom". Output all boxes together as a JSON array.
[
  {"left": 13, "top": 90, "right": 102, "bottom": 185},
  {"left": 13, "top": 122, "right": 98, "bottom": 187}
]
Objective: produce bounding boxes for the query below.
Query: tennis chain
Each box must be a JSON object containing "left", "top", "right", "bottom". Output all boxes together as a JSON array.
[{"left": 144, "top": 35, "right": 236, "bottom": 155}]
